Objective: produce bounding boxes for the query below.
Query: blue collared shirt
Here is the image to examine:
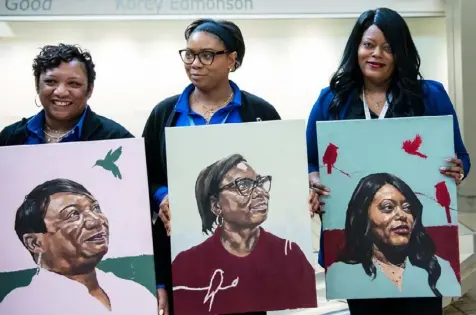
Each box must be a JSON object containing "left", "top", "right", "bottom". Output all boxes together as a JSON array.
[
  {"left": 154, "top": 81, "right": 243, "bottom": 290},
  {"left": 153, "top": 81, "right": 243, "bottom": 206},
  {"left": 25, "top": 107, "right": 89, "bottom": 145}
]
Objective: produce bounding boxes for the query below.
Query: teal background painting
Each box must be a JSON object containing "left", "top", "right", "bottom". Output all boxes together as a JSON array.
[
  {"left": 316, "top": 115, "right": 462, "bottom": 299},
  {"left": 0, "top": 254, "right": 156, "bottom": 303},
  {"left": 317, "top": 115, "right": 458, "bottom": 230}
]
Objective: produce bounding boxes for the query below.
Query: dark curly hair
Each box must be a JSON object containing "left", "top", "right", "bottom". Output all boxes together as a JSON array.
[
  {"left": 184, "top": 19, "right": 246, "bottom": 71},
  {"left": 32, "top": 43, "right": 96, "bottom": 92},
  {"left": 329, "top": 8, "right": 425, "bottom": 118}
]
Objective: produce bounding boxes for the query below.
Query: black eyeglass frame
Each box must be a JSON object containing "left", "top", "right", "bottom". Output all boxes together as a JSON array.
[
  {"left": 179, "top": 49, "right": 229, "bottom": 66},
  {"left": 218, "top": 175, "right": 272, "bottom": 196}
]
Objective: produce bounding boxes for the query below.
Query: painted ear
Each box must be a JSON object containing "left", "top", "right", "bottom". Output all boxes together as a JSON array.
[
  {"left": 22, "top": 233, "right": 44, "bottom": 255},
  {"left": 210, "top": 195, "right": 221, "bottom": 217}
]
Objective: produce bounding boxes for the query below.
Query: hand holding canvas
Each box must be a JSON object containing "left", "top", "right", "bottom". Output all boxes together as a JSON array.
[
  {"left": 441, "top": 156, "right": 465, "bottom": 185},
  {"left": 309, "top": 172, "right": 330, "bottom": 217},
  {"left": 158, "top": 195, "right": 171, "bottom": 236},
  {"left": 157, "top": 288, "right": 169, "bottom": 315}
]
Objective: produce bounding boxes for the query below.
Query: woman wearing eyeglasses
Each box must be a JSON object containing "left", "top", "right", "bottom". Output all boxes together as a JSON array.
[
  {"left": 142, "top": 19, "right": 281, "bottom": 315},
  {"left": 171, "top": 154, "right": 316, "bottom": 315}
]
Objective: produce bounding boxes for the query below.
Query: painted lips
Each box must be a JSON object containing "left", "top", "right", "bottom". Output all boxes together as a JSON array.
[
  {"left": 250, "top": 201, "right": 268, "bottom": 213},
  {"left": 391, "top": 225, "right": 410, "bottom": 234},
  {"left": 85, "top": 232, "right": 107, "bottom": 242}
]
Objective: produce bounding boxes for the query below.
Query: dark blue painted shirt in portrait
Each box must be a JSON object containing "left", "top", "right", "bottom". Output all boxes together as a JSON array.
[{"left": 24, "top": 106, "right": 89, "bottom": 145}]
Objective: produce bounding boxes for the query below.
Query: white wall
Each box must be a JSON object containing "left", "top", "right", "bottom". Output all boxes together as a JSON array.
[{"left": 0, "top": 18, "right": 447, "bottom": 136}]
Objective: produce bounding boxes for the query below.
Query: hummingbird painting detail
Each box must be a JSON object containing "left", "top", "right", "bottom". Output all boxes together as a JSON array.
[{"left": 93, "top": 146, "right": 123, "bottom": 179}]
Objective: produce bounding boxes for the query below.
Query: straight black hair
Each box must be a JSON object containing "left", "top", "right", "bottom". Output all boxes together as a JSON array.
[{"left": 329, "top": 8, "right": 425, "bottom": 118}]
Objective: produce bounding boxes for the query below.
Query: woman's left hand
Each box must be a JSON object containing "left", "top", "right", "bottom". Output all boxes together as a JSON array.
[{"left": 441, "top": 156, "right": 465, "bottom": 185}]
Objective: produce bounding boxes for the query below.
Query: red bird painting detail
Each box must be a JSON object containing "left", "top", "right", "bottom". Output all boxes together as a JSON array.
[
  {"left": 402, "top": 134, "right": 427, "bottom": 159},
  {"left": 321, "top": 143, "right": 352, "bottom": 177},
  {"left": 322, "top": 143, "right": 339, "bottom": 174},
  {"left": 435, "top": 181, "right": 452, "bottom": 224}
]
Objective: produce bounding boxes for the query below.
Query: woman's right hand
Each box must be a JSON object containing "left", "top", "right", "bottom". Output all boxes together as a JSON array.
[
  {"left": 158, "top": 195, "right": 171, "bottom": 236},
  {"left": 308, "top": 172, "right": 330, "bottom": 218}
]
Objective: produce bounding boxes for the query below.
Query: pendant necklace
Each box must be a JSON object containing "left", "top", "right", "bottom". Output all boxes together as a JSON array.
[
  {"left": 200, "top": 92, "right": 234, "bottom": 123},
  {"left": 44, "top": 125, "right": 73, "bottom": 143}
]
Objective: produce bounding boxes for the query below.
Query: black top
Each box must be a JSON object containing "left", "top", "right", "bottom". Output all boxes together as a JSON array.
[
  {"left": 142, "top": 91, "right": 280, "bottom": 314},
  {"left": 344, "top": 94, "right": 394, "bottom": 120},
  {"left": 0, "top": 107, "right": 134, "bottom": 145}
]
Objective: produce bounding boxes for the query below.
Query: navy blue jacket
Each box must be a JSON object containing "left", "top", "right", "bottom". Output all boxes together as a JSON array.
[{"left": 0, "top": 107, "right": 133, "bottom": 145}]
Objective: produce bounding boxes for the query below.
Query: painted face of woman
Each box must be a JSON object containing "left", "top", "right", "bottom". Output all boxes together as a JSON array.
[
  {"left": 34, "top": 192, "right": 109, "bottom": 274},
  {"left": 214, "top": 162, "right": 270, "bottom": 229},
  {"left": 368, "top": 184, "right": 414, "bottom": 247}
]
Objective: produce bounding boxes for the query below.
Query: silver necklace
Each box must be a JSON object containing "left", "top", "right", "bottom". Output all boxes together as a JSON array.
[{"left": 44, "top": 125, "right": 73, "bottom": 143}]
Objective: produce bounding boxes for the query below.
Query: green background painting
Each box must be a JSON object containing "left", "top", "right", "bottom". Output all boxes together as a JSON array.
[{"left": 0, "top": 254, "right": 156, "bottom": 303}]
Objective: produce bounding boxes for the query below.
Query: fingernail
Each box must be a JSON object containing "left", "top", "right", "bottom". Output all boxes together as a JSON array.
[
  {"left": 440, "top": 167, "right": 446, "bottom": 171},
  {"left": 159, "top": 309, "right": 164, "bottom": 315}
]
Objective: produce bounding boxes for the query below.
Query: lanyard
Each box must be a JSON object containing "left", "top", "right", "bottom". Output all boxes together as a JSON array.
[
  {"left": 188, "top": 110, "right": 232, "bottom": 126},
  {"left": 362, "top": 90, "right": 391, "bottom": 120}
]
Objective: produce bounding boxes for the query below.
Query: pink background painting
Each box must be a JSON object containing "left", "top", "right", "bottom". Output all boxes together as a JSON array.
[{"left": 0, "top": 138, "right": 154, "bottom": 272}]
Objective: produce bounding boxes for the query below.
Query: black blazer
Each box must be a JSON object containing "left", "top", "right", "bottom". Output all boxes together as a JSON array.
[{"left": 0, "top": 107, "right": 134, "bottom": 145}]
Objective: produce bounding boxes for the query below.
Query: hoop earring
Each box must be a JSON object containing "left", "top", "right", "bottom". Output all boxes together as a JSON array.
[
  {"left": 217, "top": 215, "right": 224, "bottom": 227},
  {"left": 34, "top": 95, "right": 41, "bottom": 108},
  {"left": 36, "top": 252, "right": 42, "bottom": 275}
]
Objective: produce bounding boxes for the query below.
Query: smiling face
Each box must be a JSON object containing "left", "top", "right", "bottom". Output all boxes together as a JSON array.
[
  {"left": 213, "top": 162, "right": 270, "bottom": 229},
  {"left": 368, "top": 184, "right": 414, "bottom": 247},
  {"left": 27, "top": 192, "right": 109, "bottom": 274},
  {"left": 37, "top": 60, "right": 92, "bottom": 124},
  {"left": 358, "top": 25, "right": 395, "bottom": 86},
  {"left": 183, "top": 31, "right": 236, "bottom": 91}
]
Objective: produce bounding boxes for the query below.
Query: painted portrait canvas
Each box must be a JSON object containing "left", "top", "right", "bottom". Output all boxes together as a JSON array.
[
  {"left": 316, "top": 115, "right": 461, "bottom": 300},
  {"left": 166, "top": 120, "right": 317, "bottom": 315},
  {"left": 0, "top": 138, "right": 157, "bottom": 315}
]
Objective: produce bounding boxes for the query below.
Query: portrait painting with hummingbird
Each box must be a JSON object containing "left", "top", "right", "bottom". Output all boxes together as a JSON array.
[
  {"left": 0, "top": 138, "right": 158, "bottom": 314},
  {"left": 315, "top": 115, "right": 461, "bottom": 300}
]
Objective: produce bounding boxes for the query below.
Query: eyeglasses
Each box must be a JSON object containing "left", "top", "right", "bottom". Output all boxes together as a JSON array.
[
  {"left": 219, "top": 175, "right": 272, "bottom": 196},
  {"left": 179, "top": 49, "right": 228, "bottom": 66}
]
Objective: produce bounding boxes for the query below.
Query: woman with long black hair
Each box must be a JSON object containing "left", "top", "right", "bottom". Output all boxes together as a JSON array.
[
  {"left": 325, "top": 173, "right": 459, "bottom": 300},
  {"left": 306, "top": 7, "right": 470, "bottom": 315}
]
